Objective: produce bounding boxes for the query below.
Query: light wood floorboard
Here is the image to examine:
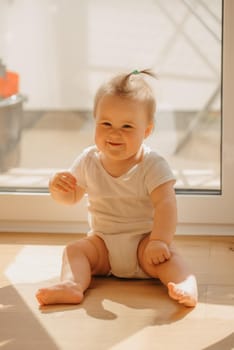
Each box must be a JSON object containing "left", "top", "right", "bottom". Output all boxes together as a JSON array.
[{"left": 0, "top": 233, "right": 233, "bottom": 350}]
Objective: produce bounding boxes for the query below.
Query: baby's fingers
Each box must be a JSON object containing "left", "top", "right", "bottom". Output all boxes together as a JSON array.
[
  {"left": 164, "top": 249, "right": 171, "bottom": 260},
  {"left": 152, "top": 255, "right": 166, "bottom": 265},
  {"left": 55, "top": 180, "right": 74, "bottom": 193},
  {"left": 60, "top": 174, "right": 76, "bottom": 188},
  {"left": 52, "top": 172, "right": 77, "bottom": 192}
]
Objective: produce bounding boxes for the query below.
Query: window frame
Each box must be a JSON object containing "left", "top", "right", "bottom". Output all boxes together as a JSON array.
[{"left": 0, "top": 0, "right": 233, "bottom": 234}]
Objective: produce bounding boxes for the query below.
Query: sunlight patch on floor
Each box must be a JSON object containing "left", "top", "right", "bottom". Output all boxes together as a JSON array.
[
  {"left": 5, "top": 245, "right": 63, "bottom": 283},
  {"left": 0, "top": 340, "right": 14, "bottom": 347}
]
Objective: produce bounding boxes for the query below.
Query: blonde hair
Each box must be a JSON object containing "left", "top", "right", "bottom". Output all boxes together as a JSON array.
[{"left": 94, "top": 69, "right": 157, "bottom": 122}]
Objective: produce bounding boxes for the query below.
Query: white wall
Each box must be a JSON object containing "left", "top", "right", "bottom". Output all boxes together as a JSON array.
[{"left": 0, "top": 0, "right": 221, "bottom": 111}]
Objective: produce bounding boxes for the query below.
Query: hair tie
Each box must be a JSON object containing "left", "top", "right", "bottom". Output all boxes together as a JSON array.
[{"left": 131, "top": 70, "right": 140, "bottom": 75}]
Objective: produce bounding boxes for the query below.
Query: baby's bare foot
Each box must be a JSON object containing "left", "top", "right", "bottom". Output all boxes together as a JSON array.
[
  {"left": 36, "top": 280, "right": 84, "bottom": 306},
  {"left": 167, "top": 276, "right": 198, "bottom": 307}
]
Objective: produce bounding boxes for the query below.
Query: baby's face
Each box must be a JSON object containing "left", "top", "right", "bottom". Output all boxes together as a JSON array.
[{"left": 94, "top": 95, "right": 153, "bottom": 163}]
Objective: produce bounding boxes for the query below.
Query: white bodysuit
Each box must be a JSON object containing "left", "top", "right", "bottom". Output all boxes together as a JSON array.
[{"left": 70, "top": 145, "right": 175, "bottom": 278}]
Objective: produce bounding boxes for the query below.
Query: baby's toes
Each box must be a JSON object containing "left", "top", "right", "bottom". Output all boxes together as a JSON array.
[
  {"left": 168, "top": 282, "right": 187, "bottom": 302},
  {"left": 178, "top": 293, "right": 197, "bottom": 307},
  {"left": 35, "top": 291, "right": 46, "bottom": 305}
]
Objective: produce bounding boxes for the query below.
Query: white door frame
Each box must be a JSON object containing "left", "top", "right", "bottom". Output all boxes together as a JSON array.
[
  {"left": 0, "top": 0, "right": 233, "bottom": 234},
  {"left": 177, "top": 0, "right": 234, "bottom": 227}
]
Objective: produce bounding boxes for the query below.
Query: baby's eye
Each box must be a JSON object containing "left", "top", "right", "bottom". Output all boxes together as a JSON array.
[
  {"left": 102, "top": 122, "right": 112, "bottom": 127},
  {"left": 122, "top": 124, "right": 133, "bottom": 129}
]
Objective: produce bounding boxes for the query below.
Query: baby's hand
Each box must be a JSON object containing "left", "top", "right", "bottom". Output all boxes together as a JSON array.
[
  {"left": 50, "top": 171, "right": 77, "bottom": 194},
  {"left": 145, "top": 239, "right": 171, "bottom": 265}
]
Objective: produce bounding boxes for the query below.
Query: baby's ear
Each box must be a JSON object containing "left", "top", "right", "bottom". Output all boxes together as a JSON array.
[{"left": 144, "top": 123, "right": 154, "bottom": 138}]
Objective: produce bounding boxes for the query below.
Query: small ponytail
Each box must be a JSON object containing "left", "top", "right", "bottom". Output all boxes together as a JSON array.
[{"left": 94, "top": 68, "right": 157, "bottom": 122}]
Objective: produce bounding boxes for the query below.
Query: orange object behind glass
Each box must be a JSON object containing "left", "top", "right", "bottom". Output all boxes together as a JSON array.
[{"left": 0, "top": 71, "right": 19, "bottom": 98}]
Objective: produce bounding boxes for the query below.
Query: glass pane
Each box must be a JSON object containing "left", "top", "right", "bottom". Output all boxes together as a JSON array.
[{"left": 0, "top": 0, "right": 222, "bottom": 193}]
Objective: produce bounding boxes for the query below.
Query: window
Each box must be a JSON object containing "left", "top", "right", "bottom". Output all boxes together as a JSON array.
[{"left": 0, "top": 0, "right": 233, "bottom": 233}]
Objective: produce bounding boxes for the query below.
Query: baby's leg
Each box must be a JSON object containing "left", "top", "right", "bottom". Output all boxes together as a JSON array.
[
  {"left": 138, "top": 237, "right": 198, "bottom": 307},
  {"left": 36, "top": 235, "right": 110, "bottom": 306}
]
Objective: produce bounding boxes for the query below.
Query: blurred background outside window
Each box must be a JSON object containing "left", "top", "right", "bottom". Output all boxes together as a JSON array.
[{"left": 0, "top": 0, "right": 222, "bottom": 193}]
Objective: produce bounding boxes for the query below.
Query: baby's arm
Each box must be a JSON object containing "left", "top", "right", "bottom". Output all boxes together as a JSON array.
[
  {"left": 145, "top": 180, "right": 177, "bottom": 265},
  {"left": 49, "top": 171, "right": 85, "bottom": 205}
]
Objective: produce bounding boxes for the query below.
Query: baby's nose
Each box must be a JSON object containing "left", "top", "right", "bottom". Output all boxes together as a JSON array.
[{"left": 109, "top": 128, "right": 122, "bottom": 137}]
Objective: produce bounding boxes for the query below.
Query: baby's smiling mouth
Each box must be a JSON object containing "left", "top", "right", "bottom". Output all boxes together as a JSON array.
[{"left": 107, "top": 141, "right": 123, "bottom": 146}]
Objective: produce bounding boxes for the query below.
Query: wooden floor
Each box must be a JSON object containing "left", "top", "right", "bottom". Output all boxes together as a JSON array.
[{"left": 0, "top": 233, "right": 233, "bottom": 350}]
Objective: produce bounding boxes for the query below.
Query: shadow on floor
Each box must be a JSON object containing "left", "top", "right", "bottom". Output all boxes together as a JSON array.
[
  {"left": 38, "top": 277, "right": 192, "bottom": 323},
  {"left": 202, "top": 332, "right": 234, "bottom": 350},
  {"left": 0, "top": 277, "right": 211, "bottom": 350},
  {"left": 0, "top": 284, "right": 58, "bottom": 350}
]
